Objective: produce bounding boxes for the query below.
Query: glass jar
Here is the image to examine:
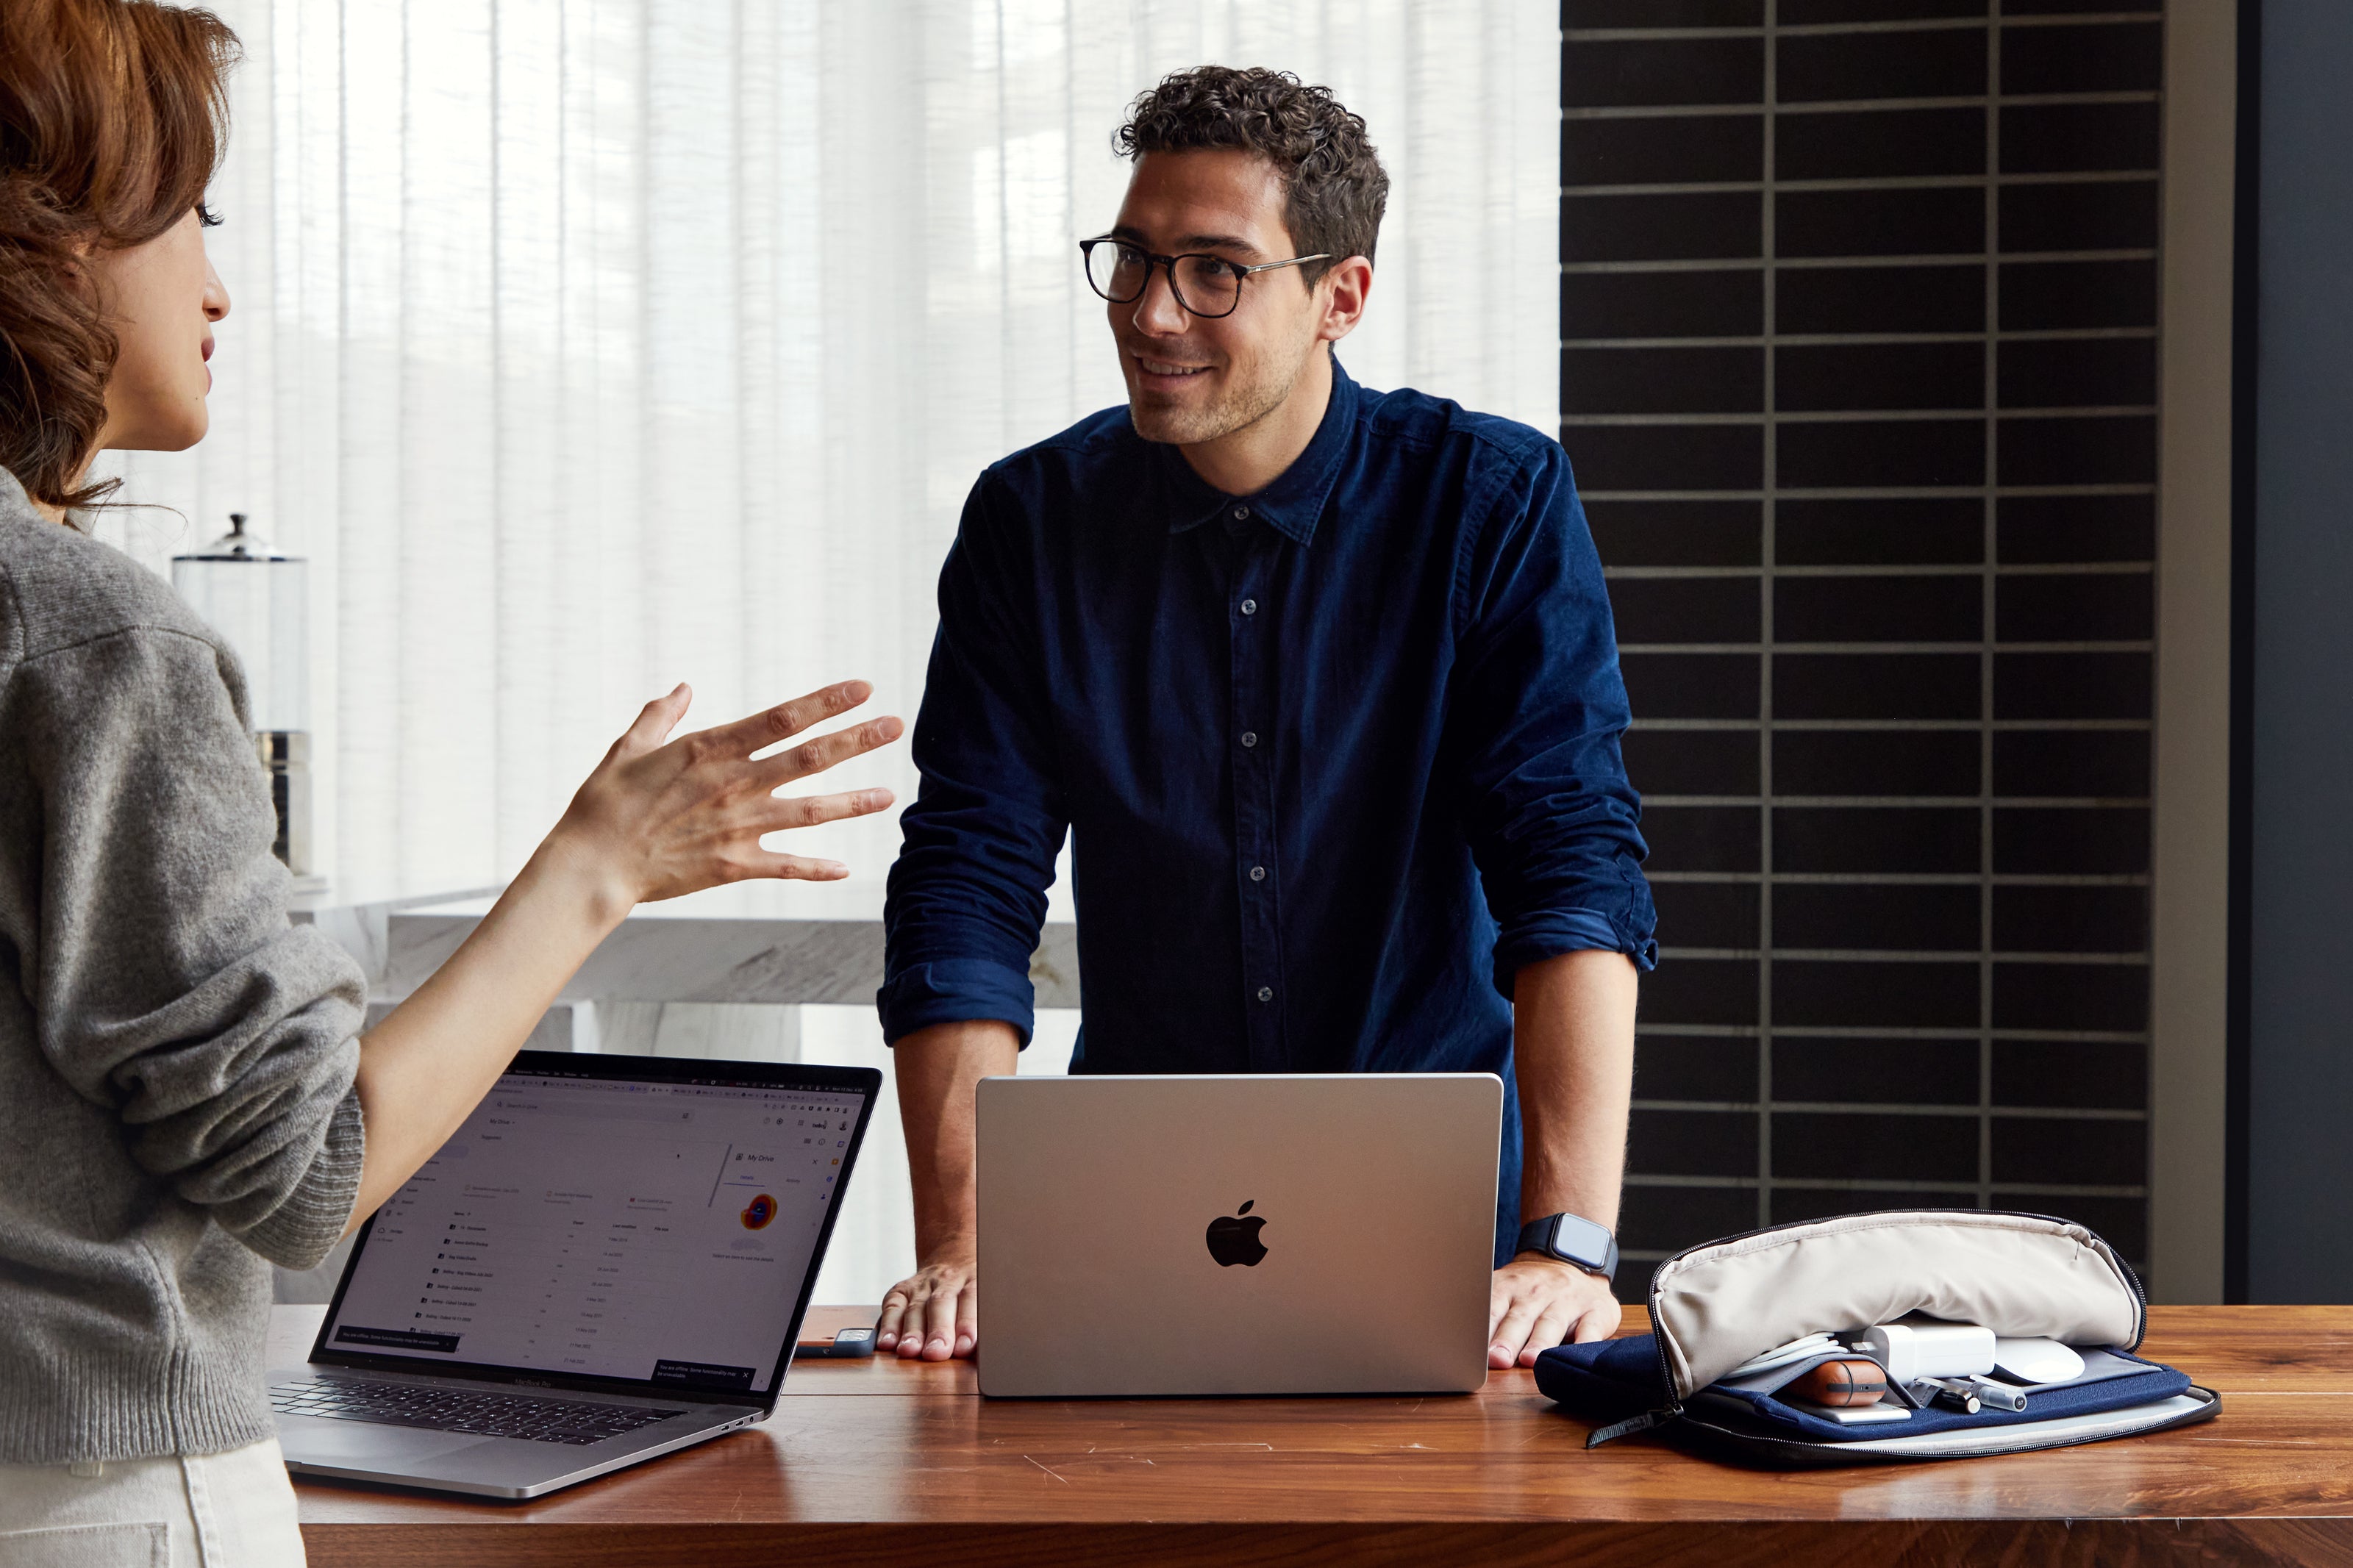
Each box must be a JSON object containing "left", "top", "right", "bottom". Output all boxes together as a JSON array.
[{"left": 173, "top": 514, "right": 313, "bottom": 873}]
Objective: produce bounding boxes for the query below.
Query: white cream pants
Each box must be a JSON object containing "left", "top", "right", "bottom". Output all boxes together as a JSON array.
[{"left": 0, "top": 1438, "right": 304, "bottom": 1567}]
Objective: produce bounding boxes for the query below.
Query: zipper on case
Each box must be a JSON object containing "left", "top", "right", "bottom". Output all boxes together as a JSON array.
[
  {"left": 1588, "top": 1406, "right": 1677, "bottom": 1447},
  {"left": 1585, "top": 1268, "right": 1688, "bottom": 1449},
  {"left": 2111, "top": 1248, "right": 2149, "bottom": 1349}
]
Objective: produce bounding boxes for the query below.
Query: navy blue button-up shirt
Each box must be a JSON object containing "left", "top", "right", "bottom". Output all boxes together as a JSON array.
[{"left": 879, "top": 362, "right": 1657, "bottom": 1263}]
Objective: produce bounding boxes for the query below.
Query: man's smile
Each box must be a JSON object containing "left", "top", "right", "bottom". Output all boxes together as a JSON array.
[{"left": 1133, "top": 353, "right": 1213, "bottom": 381}]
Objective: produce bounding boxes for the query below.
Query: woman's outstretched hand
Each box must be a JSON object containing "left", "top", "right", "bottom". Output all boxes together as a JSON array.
[
  {"left": 543, "top": 680, "right": 903, "bottom": 919},
  {"left": 343, "top": 679, "right": 902, "bottom": 1235}
]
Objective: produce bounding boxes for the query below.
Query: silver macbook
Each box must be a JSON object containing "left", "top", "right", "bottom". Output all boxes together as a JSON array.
[
  {"left": 272, "top": 1050, "right": 880, "bottom": 1499},
  {"left": 976, "top": 1073, "right": 1502, "bottom": 1397}
]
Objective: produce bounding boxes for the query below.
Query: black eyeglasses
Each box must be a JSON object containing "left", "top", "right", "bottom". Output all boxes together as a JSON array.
[{"left": 1079, "top": 237, "right": 1332, "bottom": 320}]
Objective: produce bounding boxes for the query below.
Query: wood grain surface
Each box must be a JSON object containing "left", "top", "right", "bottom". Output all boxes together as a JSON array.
[{"left": 279, "top": 1305, "right": 2353, "bottom": 1567}]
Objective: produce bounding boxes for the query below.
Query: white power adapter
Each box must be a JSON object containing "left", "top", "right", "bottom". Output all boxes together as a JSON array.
[{"left": 1855, "top": 1320, "right": 1996, "bottom": 1383}]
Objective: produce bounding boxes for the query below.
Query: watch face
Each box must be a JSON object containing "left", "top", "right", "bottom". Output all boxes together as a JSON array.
[{"left": 1551, "top": 1212, "right": 1614, "bottom": 1269}]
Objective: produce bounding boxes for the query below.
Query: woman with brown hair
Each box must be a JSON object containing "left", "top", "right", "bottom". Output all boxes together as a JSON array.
[{"left": 0, "top": 4, "right": 898, "bottom": 1560}]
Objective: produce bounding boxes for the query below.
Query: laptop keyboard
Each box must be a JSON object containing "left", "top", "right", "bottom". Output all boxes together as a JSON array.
[{"left": 270, "top": 1378, "right": 685, "bottom": 1446}]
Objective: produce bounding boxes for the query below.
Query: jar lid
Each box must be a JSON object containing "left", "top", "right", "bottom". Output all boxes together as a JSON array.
[{"left": 174, "top": 512, "right": 296, "bottom": 562}]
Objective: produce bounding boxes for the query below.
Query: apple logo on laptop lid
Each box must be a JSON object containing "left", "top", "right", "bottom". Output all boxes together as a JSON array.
[{"left": 1205, "top": 1200, "right": 1268, "bottom": 1267}]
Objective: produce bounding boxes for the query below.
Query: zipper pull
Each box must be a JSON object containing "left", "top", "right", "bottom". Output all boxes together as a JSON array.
[{"left": 1588, "top": 1407, "right": 1678, "bottom": 1448}]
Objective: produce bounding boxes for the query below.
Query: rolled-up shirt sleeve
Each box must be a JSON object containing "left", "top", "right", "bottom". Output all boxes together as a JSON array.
[
  {"left": 879, "top": 473, "right": 1070, "bottom": 1047},
  {"left": 15, "top": 624, "right": 366, "bottom": 1272},
  {"left": 1450, "top": 441, "right": 1658, "bottom": 998}
]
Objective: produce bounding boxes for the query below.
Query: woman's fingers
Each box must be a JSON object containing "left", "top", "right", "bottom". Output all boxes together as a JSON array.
[
  {"left": 735, "top": 792, "right": 896, "bottom": 881},
  {"left": 692, "top": 791, "right": 895, "bottom": 887},
  {"left": 743, "top": 851, "right": 853, "bottom": 881},
  {"left": 750, "top": 787, "right": 896, "bottom": 834},
  {"left": 701, "top": 680, "right": 874, "bottom": 757},
  {"left": 560, "top": 680, "right": 901, "bottom": 909},
  {"left": 749, "top": 715, "right": 904, "bottom": 789}
]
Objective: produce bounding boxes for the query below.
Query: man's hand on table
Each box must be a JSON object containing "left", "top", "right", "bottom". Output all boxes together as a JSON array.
[
  {"left": 884, "top": 1020, "right": 1015, "bottom": 1361},
  {"left": 1489, "top": 1253, "right": 1621, "bottom": 1369},
  {"left": 876, "top": 1248, "right": 978, "bottom": 1361},
  {"left": 870, "top": 1247, "right": 1621, "bottom": 1367}
]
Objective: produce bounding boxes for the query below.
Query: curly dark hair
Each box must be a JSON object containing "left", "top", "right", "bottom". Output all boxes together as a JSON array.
[
  {"left": 0, "top": 0, "right": 238, "bottom": 513},
  {"left": 1114, "top": 65, "right": 1388, "bottom": 284}
]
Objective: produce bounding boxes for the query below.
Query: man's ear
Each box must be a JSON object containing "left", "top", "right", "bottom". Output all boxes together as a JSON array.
[{"left": 1315, "top": 255, "right": 1374, "bottom": 343}]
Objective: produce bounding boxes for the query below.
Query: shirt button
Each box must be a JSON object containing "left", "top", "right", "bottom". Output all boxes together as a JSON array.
[
  {"left": 1240, "top": 731, "right": 1258, "bottom": 748},
  {"left": 1239, "top": 598, "right": 1257, "bottom": 616},
  {"left": 1232, "top": 506, "right": 1250, "bottom": 521},
  {"left": 1249, "top": 865, "right": 1266, "bottom": 882},
  {"left": 1257, "top": 987, "right": 1274, "bottom": 1003}
]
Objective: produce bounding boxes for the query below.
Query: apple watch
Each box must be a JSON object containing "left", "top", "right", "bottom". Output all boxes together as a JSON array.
[{"left": 1515, "top": 1211, "right": 1618, "bottom": 1283}]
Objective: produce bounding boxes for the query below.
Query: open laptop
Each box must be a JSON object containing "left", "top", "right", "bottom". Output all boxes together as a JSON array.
[
  {"left": 272, "top": 1050, "right": 881, "bottom": 1499},
  {"left": 976, "top": 1073, "right": 1502, "bottom": 1397}
]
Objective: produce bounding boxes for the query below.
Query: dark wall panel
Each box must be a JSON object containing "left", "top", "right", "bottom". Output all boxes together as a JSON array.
[{"left": 1563, "top": 5, "right": 2158, "bottom": 1297}]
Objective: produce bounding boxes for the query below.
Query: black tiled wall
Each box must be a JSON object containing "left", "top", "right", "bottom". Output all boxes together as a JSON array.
[{"left": 1563, "top": 1, "right": 2158, "bottom": 1295}]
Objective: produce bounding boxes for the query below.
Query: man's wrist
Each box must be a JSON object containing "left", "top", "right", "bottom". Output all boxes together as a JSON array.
[
  {"left": 1510, "top": 1249, "right": 1589, "bottom": 1274},
  {"left": 911, "top": 1224, "right": 977, "bottom": 1264}
]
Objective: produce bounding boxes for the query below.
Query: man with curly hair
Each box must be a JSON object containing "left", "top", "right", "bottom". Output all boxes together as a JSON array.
[{"left": 877, "top": 65, "right": 1654, "bottom": 1371}]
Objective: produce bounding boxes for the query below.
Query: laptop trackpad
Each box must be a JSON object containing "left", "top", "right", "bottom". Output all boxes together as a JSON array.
[{"left": 280, "top": 1417, "right": 490, "bottom": 1466}]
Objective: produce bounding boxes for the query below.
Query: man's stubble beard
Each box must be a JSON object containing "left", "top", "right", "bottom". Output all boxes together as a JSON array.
[{"left": 1126, "top": 330, "right": 1321, "bottom": 447}]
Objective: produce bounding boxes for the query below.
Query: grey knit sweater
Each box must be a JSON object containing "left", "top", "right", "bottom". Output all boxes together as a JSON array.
[{"left": 0, "top": 470, "right": 366, "bottom": 1464}]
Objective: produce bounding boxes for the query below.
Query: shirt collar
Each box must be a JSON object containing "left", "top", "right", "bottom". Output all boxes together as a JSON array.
[{"left": 1158, "top": 357, "right": 1360, "bottom": 547}]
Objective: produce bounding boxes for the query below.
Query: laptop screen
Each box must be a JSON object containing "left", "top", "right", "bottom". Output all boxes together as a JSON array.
[{"left": 314, "top": 1053, "right": 877, "bottom": 1399}]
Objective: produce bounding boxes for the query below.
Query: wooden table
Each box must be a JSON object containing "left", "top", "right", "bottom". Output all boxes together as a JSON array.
[{"left": 279, "top": 1303, "right": 2353, "bottom": 1566}]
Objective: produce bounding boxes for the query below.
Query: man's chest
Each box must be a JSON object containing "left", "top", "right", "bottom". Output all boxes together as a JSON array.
[{"left": 1030, "top": 516, "right": 1465, "bottom": 820}]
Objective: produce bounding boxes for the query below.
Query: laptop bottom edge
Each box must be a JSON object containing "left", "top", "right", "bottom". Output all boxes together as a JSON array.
[{"left": 279, "top": 1406, "right": 763, "bottom": 1501}]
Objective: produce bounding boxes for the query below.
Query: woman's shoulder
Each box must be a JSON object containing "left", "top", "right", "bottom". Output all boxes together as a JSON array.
[{"left": 0, "top": 508, "right": 223, "bottom": 676}]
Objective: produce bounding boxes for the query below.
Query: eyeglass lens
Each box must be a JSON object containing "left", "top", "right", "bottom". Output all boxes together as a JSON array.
[{"left": 1085, "top": 243, "right": 1242, "bottom": 317}]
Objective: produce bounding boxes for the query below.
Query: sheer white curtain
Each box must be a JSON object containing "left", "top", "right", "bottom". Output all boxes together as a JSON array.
[{"left": 93, "top": 0, "right": 1559, "bottom": 895}]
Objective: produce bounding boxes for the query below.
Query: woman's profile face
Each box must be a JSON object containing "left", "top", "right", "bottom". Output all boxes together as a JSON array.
[{"left": 91, "top": 206, "right": 230, "bottom": 454}]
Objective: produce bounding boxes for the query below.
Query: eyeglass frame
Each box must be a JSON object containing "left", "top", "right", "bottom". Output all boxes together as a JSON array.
[{"left": 1078, "top": 236, "right": 1335, "bottom": 320}]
